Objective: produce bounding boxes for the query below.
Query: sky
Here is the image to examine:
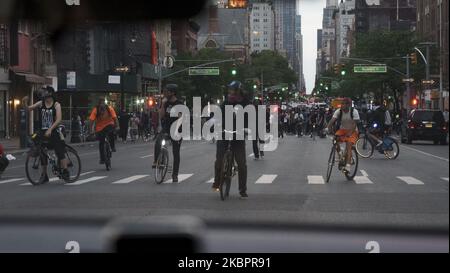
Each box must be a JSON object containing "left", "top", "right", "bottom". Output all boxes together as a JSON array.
[{"left": 298, "top": 0, "right": 326, "bottom": 94}]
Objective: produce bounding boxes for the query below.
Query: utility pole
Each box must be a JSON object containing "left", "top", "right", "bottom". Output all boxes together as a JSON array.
[{"left": 406, "top": 54, "right": 411, "bottom": 113}]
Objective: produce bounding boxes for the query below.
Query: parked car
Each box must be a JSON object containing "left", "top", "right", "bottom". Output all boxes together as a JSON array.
[{"left": 401, "top": 109, "right": 448, "bottom": 145}]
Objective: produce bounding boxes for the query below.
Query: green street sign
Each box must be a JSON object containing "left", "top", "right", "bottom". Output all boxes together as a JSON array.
[
  {"left": 354, "top": 65, "right": 387, "bottom": 73},
  {"left": 189, "top": 67, "right": 220, "bottom": 76}
]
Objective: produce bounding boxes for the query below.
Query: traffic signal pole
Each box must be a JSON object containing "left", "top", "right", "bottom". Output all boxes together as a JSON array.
[{"left": 406, "top": 54, "right": 411, "bottom": 113}]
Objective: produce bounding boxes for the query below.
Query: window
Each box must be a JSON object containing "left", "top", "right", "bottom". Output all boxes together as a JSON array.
[
  {"left": 263, "top": 19, "right": 268, "bottom": 22},
  {"left": 264, "top": 44, "right": 268, "bottom": 47},
  {"left": 253, "top": 19, "right": 259, "bottom": 22}
]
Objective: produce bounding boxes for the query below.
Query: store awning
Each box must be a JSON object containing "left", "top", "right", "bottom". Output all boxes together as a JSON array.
[{"left": 13, "top": 72, "right": 52, "bottom": 84}]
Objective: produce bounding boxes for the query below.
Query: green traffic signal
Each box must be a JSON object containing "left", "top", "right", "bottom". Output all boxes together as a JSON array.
[
  {"left": 341, "top": 70, "right": 346, "bottom": 76},
  {"left": 253, "top": 85, "right": 257, "bottom": 89},
  {"left": 231, "top": 69, "right": 237, "bottom": 76}
]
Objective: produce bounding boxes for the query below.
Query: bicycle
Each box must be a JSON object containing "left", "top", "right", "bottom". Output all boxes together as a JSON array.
[
  {"left": 217, "top": 130, "right": 244, "bottom": 201},
  {"left": 310, "top": 124, "right": 317, "bottom": 141},
  {"left": 154, "top": 133, "right": 172, "bottom": 184},
  {"left": 91, "top": 129, "right": 114, "bottom": 171},
  {"left": 355, "top": 124, "right": 400, "bottom": 160},
  {"left": 325, "top": 133, "right": 359, "bottom": 183},
  {"left": 25, "top": 129, "right": 81, "bottom": 185}
]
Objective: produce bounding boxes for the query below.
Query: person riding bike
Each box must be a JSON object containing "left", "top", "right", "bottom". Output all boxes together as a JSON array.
[
  {"left": 22, "top": 86, "right": 70, "bottom": 182},
  {"left": 309, "top": 108, "right": 319, "bottom": 138},
  {"left": 152, "top": 84, "right": 183, "bottom": 183},
  {"left": 326, "top": 98, "right": 360, "bottom": 173},
  {"left": 212, "top": 81, "right": 250, "bottom": 199},
  {"left": 89, "top": 97, "right": 119, "bottom": 165},
  {"left": 367, "top": 101, "right": 391, "bottom": 149}
]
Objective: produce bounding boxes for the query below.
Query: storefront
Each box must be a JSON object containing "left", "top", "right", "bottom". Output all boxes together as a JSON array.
[{"left": 0, "top": 70, "right": 9, "bottom": 138}]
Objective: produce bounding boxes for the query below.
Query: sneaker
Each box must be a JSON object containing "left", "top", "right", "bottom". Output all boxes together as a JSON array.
[
  {"left": 343, "top": 164, "right": 351, "bottom": 173},
  {"left": 61, "top": 169, "right": 70, "bottom": 181},
  {"left": 172, "top": 176, "right": 178, "bottom": 183},
  {"left": 39, "top": 173, "right": 49, "bottom": 184},
  {"left": 240, "top": 192, "right": 249, "bottom": 199}
]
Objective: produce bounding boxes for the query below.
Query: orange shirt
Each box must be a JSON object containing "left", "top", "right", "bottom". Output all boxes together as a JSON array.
[{"left": 89, "top": 106, "right": 117, "bottom": 132}]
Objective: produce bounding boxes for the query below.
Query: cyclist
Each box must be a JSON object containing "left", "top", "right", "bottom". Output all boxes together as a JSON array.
[
  {"left": 212, "top": 81, "right": 250, "bottom": 199},
  {"left": 22, "top": 86, "right": 70, "bottom": 182},
  {"left": 367, "top": 101, "right": 390, "bottom": 149},
  {"left": 309, "top": 108, "right": 318, "bottom": 138},
  {"left": 326, "top": 98, "right": 360, "bottom": 173},
  {"left": 89, "top": 97, "right": 119, "bottom": 165},
  {"left": 152, "top": 84, "right": 183, "bottom": 183}
]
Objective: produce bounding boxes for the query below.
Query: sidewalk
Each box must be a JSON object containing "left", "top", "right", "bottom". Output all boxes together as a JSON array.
[{"left": 0, "top": 137, "right": 96, "bottom": 156}]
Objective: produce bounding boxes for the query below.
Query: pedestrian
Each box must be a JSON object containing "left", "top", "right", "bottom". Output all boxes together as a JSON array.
[
  {"left": 129, "top": 113, "right": 140, "bottom": 142},
  {"left": 119, "top": 109, "right": 130, "bottom": 143}
]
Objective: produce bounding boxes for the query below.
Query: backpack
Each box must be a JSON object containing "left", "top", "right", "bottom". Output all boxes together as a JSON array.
[{"left": 336, "top": 108, "right": 354, "bottom": 130}]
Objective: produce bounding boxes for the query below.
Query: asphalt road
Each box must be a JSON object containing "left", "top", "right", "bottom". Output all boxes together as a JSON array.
[{"left": 0, "top": 134, "right": 448, "bottom": 229}]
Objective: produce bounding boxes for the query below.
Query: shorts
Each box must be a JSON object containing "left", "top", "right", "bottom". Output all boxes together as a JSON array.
[{"left": 335, "top": 129, "right": 358, "bottom": 145}]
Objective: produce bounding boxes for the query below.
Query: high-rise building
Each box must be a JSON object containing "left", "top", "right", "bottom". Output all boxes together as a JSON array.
[
  {"left": 335, "top": 0, "right": 355, "bottom": 63},
  {"left": 319, "top": 0, "right": 338, "bottom": 73},
  {"left": 249, "top": 0, "right": 275, "bottom": 53},
  {"left": 295, "top": 14, "right": 305, "bottom": 93},
  {"left": 273, "top": 0, "right": 296, "bottom": 69}
]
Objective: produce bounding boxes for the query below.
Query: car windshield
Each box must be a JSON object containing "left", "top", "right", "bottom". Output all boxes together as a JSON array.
[{"left": 0, "top": 0, "right": 448, "bottom": 250}]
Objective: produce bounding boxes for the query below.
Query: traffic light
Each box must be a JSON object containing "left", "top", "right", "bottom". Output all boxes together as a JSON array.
[
  {"left": 231, "top": 64, "right": 237, "bottom": 76},
  {"left": 334, "top": 64, "right": 340, "bottom": 75},
  {"left": 340, "top": 64, "right": 347, "bottom": 76},
  {"left": 410, "top": 52, "right": 417, "bottom": 65},
  {"left": 253, "top": 84, "right": 258, "bottom": 90}
]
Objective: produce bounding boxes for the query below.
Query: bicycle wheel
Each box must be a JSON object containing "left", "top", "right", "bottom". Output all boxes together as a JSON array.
[
  {"left": 344, "top": 147, "right": 359, "bottom": 181},
  {"left": 325, "top": 145, "right": 336, "bottom": 183},
  {"left": 25, "top": 152, "right": 47, "bottom": 186},
  {"left": 64, "top": 145, "right": 81, "bottom": 183},
  {"left": 220, "top": 151, "right": 233, "bottom": 201},
  {"left": 383, "top": 137, "right": 400, "bottom": 160},
  {"left": 104, "top": 142, "right": 112, "bottom": 171},
  {"left": 154, "top": 148, "right": 169, "bottom": 184},
  {"left": 355, "top": 136, "right": 374, "bottom": 158}
]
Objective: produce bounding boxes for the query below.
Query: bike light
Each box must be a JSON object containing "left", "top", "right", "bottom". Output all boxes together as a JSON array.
[
  {"left": 373, "top": 123, "right": 378, "bottom": 128},
  {"left": 161, "top": 139, "right": 166, "bottom": 146}
]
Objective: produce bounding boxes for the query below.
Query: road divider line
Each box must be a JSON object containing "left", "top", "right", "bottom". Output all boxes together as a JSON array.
[
  {"left": 0, "top": 178, "right": 25, "bottom": 184},
  {"left": 255, "top": 174, "right": 277, "bottom": 184},
  {"left": 164, "top": 174, "right": 194, "bottom": 184},
  {"left": 65, "top": 176, "right": 107, "bottom": 186},
  {"left": 112, "top": 175, "right": 149, "bottom": 184},
  {"left": 397, "top": 176, "right": 424, "bottom": 185},
  {"left": 307, "top": 175, "right": 325, "bottom": 184},
  {"left": 400, "top": 145, "right": 449, "bottom": 162}
]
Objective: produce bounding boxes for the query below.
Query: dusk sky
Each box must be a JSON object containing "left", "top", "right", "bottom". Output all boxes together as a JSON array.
[{"left": 299, "top": 0, "right": 326, "bottom": 94}]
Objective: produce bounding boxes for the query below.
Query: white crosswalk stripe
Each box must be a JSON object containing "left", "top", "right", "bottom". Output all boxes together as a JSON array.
[
  {"left": 255, "top": 175, "right": 277, "bottom": 184},
  {"left": 354, "top": 176, "right": 374, "bottom": 184},
  {"left": 0, "top": 178, "right": 24, "bottom": 184},
  {"left": 206, "top": 177, "right": 214, "bottom": 183},
  {"left": 442, "top": 177, "right": 449, "bottom": 182},
  {"left": 163, "top": 174, "right": 193, "bottom": 184},
  {"left": 20, "top": 171, "right": 96, "bottom": 186},
  {"left": 112, "top": 175, "right": 149, "bottom": 184},
  {"left": 397, "top": 176, "right": 424, "bottom": 185},
  {"left": 308, "top": 175, "right": 325, "bottom": 184},
  {"left": 65, "top": 176, "right": 107, "bottom": 186}
]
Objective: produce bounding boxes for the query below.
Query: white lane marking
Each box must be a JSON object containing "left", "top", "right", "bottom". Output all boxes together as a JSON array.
[
  {"left": 308, "top": 175, "right": 325, "bottom": 184},
  {"left": 140, "top": 155, "right": 153, "bottom": 159},
  {"left": 65, "top": 176, "right": 107, "bottom": 186},
  {"left": 112, "top": 175, "right": 149, "bottom": 184},
  {"left": 164, "top": 174, "right": 194, "bottom": 184},
  {"left": 354, "top": 176, "right": 374, "bottom": 184},
  {"left": 0, "top": 178, "right": 25, "bottom": 184},
  {"left": 255, "top": 174, "right": 277, "bottom": 184},
  {"left": 360, "top": 170, "right": 369, "bottom": 177},
  {"left": 206, "top": 177, "right": 214, "bottom": 183},
  {"left": 397, "top": 176, "right": 424, "bottom": 185},
  {"left": 400, "top": 145, "right": 449, "bottom": 162},
  {"left": 442, "top": 177, "right": 449, "bottom": 182},
  {"left": 20, "top": 171, "right": 96, "bottom": 186}
]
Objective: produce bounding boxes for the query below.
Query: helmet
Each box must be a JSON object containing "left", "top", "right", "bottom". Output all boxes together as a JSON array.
[
  {"left": 165, "top": 84, "right": 178, "bottom": 94},
  {"left": 227, "top": 80, "right": 242, "bottom": 91}
]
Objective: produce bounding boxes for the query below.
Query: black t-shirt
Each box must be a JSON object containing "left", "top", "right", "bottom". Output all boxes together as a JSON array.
[{"left": 162, "top": 99, "right": 183, "bottom": 133}]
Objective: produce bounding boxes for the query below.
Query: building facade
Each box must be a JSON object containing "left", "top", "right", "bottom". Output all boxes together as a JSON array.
[
  {"left": 335, "top": 0, "right": 355, "bottom": 64},
  {"left": 273, "top": 0, "right": 296, "bottom": 69},
  {"left": 249, "top": 0, "right": 275, "bottom": 53}
]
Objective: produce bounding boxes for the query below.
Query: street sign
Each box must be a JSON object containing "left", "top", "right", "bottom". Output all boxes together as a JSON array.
[
  {"left": 67, "top": 71, "right": 76, "bottom": 88},
  {"left": 422, "top": 79, "right": 435, "bottom": 84},
  {"left": 353, "top": 64, "right": 387, "bottom": 73},
  {"left": 188, "top": 67, "right": 220, "bottom": 76},
  {"left": 402, "top": 78, "right": 414, "bottom": 82}
]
